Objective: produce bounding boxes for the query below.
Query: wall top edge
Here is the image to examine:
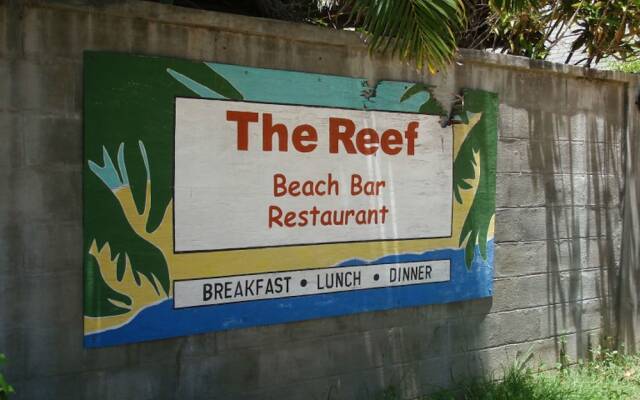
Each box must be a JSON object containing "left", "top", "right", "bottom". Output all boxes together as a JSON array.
[{"left": 29, "top": 0, "right": 640, "bottom": 85}]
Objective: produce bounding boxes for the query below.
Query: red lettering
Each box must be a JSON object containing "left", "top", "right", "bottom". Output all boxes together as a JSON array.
[
  {"left": 226, "top": 110, "right": 259, "bottom": 151},
  {"left": 351, "top": 174, "right": 362, "bottom": 195},
  {"left": 404, "top": 121, "right": 419, "bottom": 156},
  {"left": 268, "top": 205, "right": 283, "bottom": 227},
  {"left": 273, "top": 173, "right": 287, "bottom": 197},
  {"left": 381, "top": 129, "right": 403, "bottom": 155},
  {"left": 262, "top": 113, "right": 288, "bottom": 152},
  {"left": 292, "top": 124, "right": 318, "bottom": 153},
  {"left": 329, "top": 117, "right": 356, "bottom": 154},
  {"left": 284, "top": 211, "right": 297, "bottom": 227},
  {"left": 355, "top": 128, "right": 379, "bottom": 155}
]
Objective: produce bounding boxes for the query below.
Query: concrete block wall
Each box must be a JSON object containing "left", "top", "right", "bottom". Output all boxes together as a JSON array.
[{"left": 0, "top": 1, "right": 636, "bottom": 399}]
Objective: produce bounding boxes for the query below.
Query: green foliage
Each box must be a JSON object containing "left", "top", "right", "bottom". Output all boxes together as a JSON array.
[
  {"left": 423, "top": 348, "right": 640, "bottom": 400},
  {"left": 0, "top": 354, "right": 14, "bottom": 400},
  {"left": 153, "top": 0, "right": 640, "bottom": 70},
  {"left": 488, "top": 0, "right": 536, "bottom": 13},
  {"left": 340, "top": 0, "right": 466, "bottom": 72},
  {"left": 487, "top": 5, "right": 549, "bottom": 59},
  {"left": 607, "top": 58, "right": 640, "bottom": 73},
  {"left": 476, "top": 0, "right": 640, "bottom": 66}
]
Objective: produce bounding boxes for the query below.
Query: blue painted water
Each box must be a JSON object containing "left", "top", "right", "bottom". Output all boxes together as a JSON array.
[{"left": 85, "top": 241, "right": 494, "bottom": 347}]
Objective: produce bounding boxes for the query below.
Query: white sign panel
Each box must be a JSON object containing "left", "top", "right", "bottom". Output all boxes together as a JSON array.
[
  {"left": 174, "top": 260, "right": 451, "bottom": 308},
  {"left": 174, "top": 98, "right": 453, "bottom": 252}
]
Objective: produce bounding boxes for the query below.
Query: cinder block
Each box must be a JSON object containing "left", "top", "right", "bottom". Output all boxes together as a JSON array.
[
  {"left": 174, "top": 351, "right": 260, "bottom": 399},
  {"left": 174, "top": 332, "right": 223, "bottom": 359},
  {"left": 17, "top": 272, "right": 81, "bottom": 330},
  {"left": 355, "top": 306, "right": 427, "bottom": 333},
  {"left": 319, "top": 324, "right": 450, "bottom": 374},
  {"left": 444, "top": 330, "right": 586, "bottom": 381},
  {"left": 585, "top": 236, "right": 620, "bottom": 269},
  {"left": 256, "top": 338, "right": 332, "bottom": 386},
  {"left": 492, "top": 270, "right": 610, "bottom": 312},
  {"left": 221, "top": 322, "right": 292, "bottom": 352},
  {"left": 495, "top": 207, "right": 553, "bottom": 242},
  {"left": 0, "top": 222, "right": 24, "bottom": 278},
  {"left": 446, "top": 303, "right": 603, "bottom": 364},
  {"left": 0, "top": 112, "right": 24, "bottom": 169},
  {"left": 286, "top": 312, "right": 365, "bottom": 342},
  {"left": 585, "top": 174, "right": 622, "bottom": 208},
  {"left": 378, "top": 321, "right": 449, "bottom": 364},
  {"left": 23, "top": 7, "right": 135, "bottom": 60},
  {"left": 566, "top": 77, "right": 625, "bottom": 115},
  {"left": 495, "top": 237, "right": 620, "bottom": 278},
  {"left": 0, "top": 5, "right": 6, "bottom": 57},
  {"left": 127, "top": 337, "right": 188, "bottom": 368},
  {"left": 0, "top": 327, "right": 26, "bottom": 384},
  {"left": 497, "top": 173, "right": 593, "bottom": 208},
  {"left": 323, "top": 331, "right": 386, "bottom": 374},
  {"left": 18, "top": 364, "right": 177, "bottom": 400},
  {"left": 498, "top": 104, "right": 530, "bottom": 140},
  {"left": 22, "top": 116, "right": 82, "bottom": 168},
  {"left": 10, "top": 60, "right": 81, "bottom": 115},
  {"left": 498, "top": 138, "right": 620, "bottom": 175},
  {"left": 504, "top": 70, "right": 567, "bottom": 112},
  {"left": 22, "top": 324, "right": 129, "bottom": 379},
  {"left": 0, "top": 60, "right": 10, "bottom": 111},
  {"left": 20, "top": 221, "right": 81, "bottom": 277},
  {"left": 495, "top": 206, "right": 620, "bottom": 242},
  {"left": 0, "top": 274, "right": 22, "bottom": 327},
  {"left": 569, "top": 112, "right": 622, "bottom": 143},
  {"left": 582, "top": 206, "right": 621, "bottom": 239},
  {"left": 0, "top": 167, "right": 81, "bottom": 224},
  {"left": 242, "top": 368, "right": 387, "bottom": 400},
  {"left": 97, "top": 363, "right": 177, "bottom": 400}
]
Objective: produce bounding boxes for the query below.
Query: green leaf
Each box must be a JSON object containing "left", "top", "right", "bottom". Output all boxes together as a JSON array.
[
  {"left": 0, "top": 353, "right": 14, "bottom": 398},
  {"left": 342, "top": 0, "right": 465, "bottom": 72},
  {"left": 489, "top": 0, "right": 536, "bottom": 12}
]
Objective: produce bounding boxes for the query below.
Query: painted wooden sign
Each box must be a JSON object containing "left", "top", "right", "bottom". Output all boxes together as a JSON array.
[{"left": 83, "top": 51, "right": 497, "bottom": 347}]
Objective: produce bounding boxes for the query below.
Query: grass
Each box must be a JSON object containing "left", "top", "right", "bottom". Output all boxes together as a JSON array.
[{"left": 376, "top": 346, "right": 640, "bottom": 400}]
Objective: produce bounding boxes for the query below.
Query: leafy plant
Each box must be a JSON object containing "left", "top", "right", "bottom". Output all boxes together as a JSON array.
[
  {"left": 341, "top": 0, "right": 466, "bottom": 72},
  {"left": 0, "top": 354, "right": 14, "bottom": 400},
  {"left": 425, "top": 347, "right": 640, "bottom": 400},
  {"left": 152, "top": 0, "right": 640, "bottom": 70},
  {"left": 607, "top": 58, "right": 640, "bottom": 73}
]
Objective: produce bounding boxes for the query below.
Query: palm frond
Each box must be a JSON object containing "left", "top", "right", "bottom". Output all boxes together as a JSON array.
[
  {"left": 343, "top": 0, "right": 465, "bottom": 72},
  {"left": 488, "top": 0, "right": 537, "bottom": 13}
]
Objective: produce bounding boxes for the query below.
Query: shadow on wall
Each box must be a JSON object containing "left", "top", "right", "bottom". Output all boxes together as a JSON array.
[{"left": 526, "top": 101, "right": 621, "bottom": 361}]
